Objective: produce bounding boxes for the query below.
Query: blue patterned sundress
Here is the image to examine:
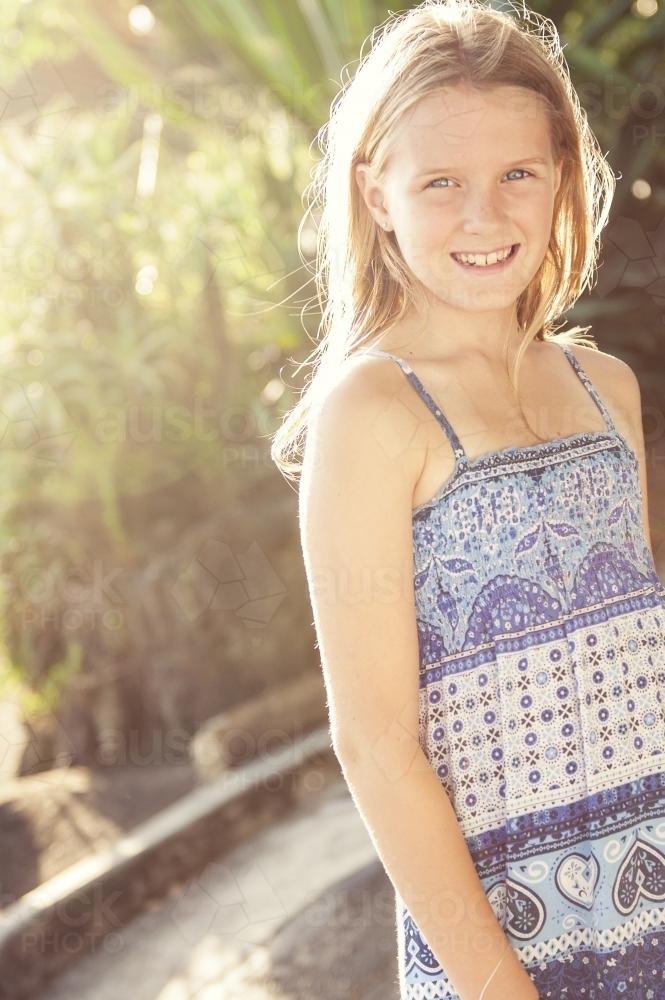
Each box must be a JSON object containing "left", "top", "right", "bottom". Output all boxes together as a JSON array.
[{"left": 363, "top": 343, "right": 665, "bottom": 999}]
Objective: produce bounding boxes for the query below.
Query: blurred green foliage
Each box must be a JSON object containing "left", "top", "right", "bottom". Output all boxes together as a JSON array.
[{"left": 0, "top": 0, "right": 663, "bottom": 746}]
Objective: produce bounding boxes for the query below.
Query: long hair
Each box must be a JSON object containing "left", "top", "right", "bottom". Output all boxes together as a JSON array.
[{"left": 270, "top": 0, "right": 617, "bottom": 481}]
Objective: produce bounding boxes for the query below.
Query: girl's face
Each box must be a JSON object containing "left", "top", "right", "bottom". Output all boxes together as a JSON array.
[{"left": 355, "top": 84, "right": 563, "bottom": 316}]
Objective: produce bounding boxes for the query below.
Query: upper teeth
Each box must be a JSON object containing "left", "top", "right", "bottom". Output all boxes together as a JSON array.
[{"left": 453, "top": 245, "right": 513, "bottom": 266}]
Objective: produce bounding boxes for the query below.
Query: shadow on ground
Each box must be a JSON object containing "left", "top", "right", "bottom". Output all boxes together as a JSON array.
[{"left": 221, "top": 859, "right": 400, "bottom": 1000}]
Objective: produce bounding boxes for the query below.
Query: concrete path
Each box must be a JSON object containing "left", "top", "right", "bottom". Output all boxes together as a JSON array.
[{"left": 38, "top": 776, "right": 396, "bottom": 999}]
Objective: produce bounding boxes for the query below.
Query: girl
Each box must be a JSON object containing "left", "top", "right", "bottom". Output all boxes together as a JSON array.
[{"left": 271, "top": 1, "right": 665, "bottom": 998}]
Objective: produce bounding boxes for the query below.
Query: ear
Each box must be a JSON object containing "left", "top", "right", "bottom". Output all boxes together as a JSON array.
[{"left": 354, "top": 162, "right": 392, "bottom": 231}]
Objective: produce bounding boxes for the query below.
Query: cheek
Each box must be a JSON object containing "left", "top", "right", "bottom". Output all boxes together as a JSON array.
[
  {"left": 394, "top": 204, "right": 451, "bottom": 245},
  {"left": 393, "top": 234, "right": 455, "bottom": 284},
  {"left": 520, "top": 192, "right": 556, "bottom": 225}
]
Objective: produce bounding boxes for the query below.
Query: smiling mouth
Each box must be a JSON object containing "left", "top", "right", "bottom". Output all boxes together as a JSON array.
[{"left": 451, "top": 243, "right": 520, "bottom": 268}]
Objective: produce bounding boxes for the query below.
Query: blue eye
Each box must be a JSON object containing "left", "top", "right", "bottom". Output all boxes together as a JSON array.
[{"left": 428, "top": 168, "right": 533, "bottom": 188}]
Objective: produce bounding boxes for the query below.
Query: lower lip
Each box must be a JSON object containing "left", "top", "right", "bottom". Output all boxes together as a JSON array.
[{"left": 451, "top": 243, "right": 520, "bottom": 274}]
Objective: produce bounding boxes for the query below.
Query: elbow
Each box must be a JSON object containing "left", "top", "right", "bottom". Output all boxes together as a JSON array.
[
  {"left": 331, "top": 721, "right": 424, "bottom": 779},
  {"left": 330, "top": 726, "right": 359, "bottom": 766}
]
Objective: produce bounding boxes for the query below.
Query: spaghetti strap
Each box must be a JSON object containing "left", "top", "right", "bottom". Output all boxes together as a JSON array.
[
  {"left": 361, "top": 343, "right": 617, "bottom": 462},
  {"left": 360, "top": 348, "right": 467, "bottom": 462},
  {"left": 557, "top": 343, "right": 618, "bottom": 435}
]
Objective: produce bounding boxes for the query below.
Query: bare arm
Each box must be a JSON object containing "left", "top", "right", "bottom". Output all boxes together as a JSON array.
[{"left": 299, "top": 360, "right": 539, "bottom": 1000}]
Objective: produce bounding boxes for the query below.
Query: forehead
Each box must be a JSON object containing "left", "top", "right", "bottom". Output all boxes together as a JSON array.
[{"left": 385, "top": 84, "right": 553, "bottom": 170}]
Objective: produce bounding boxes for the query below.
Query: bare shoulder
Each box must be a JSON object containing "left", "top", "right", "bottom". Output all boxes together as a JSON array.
[
  {"left": 301, "top": 354, "right": 426, "bottom": 519},
  {"left": 562, "top": 341, "right": 640, "bottom": 400}
]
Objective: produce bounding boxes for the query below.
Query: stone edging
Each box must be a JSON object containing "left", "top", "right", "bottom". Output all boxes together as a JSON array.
[{"left": 0, "top": 726, "right": 337, "bottom": 1000}]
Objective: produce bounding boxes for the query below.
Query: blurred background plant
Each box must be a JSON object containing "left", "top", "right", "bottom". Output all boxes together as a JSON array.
[{"left": 0, "top": 0, "right": 663, "bottom": 773}]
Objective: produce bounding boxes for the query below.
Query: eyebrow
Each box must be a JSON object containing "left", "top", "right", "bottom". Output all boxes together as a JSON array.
[{"left": 414, "top": 156, "right": 549, "bottom": 177}]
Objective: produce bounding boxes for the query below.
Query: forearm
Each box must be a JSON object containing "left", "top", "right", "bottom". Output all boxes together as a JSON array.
[{"left": 335, "top": 736, "right": 539, "bottom": 1000}]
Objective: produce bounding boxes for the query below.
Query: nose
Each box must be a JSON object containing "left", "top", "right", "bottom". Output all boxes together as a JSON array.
[{"left": 461, "top": 183, "right": 505, "bottom": 233}]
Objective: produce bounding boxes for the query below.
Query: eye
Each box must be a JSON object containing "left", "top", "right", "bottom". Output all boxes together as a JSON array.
[{"left": 427, "top": 168, "right": 534, "bottom": 189}]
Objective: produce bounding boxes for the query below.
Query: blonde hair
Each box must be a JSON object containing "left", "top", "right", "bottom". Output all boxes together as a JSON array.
[{"left": 270, "top": 0, "right": 617, "bottom": 481}]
